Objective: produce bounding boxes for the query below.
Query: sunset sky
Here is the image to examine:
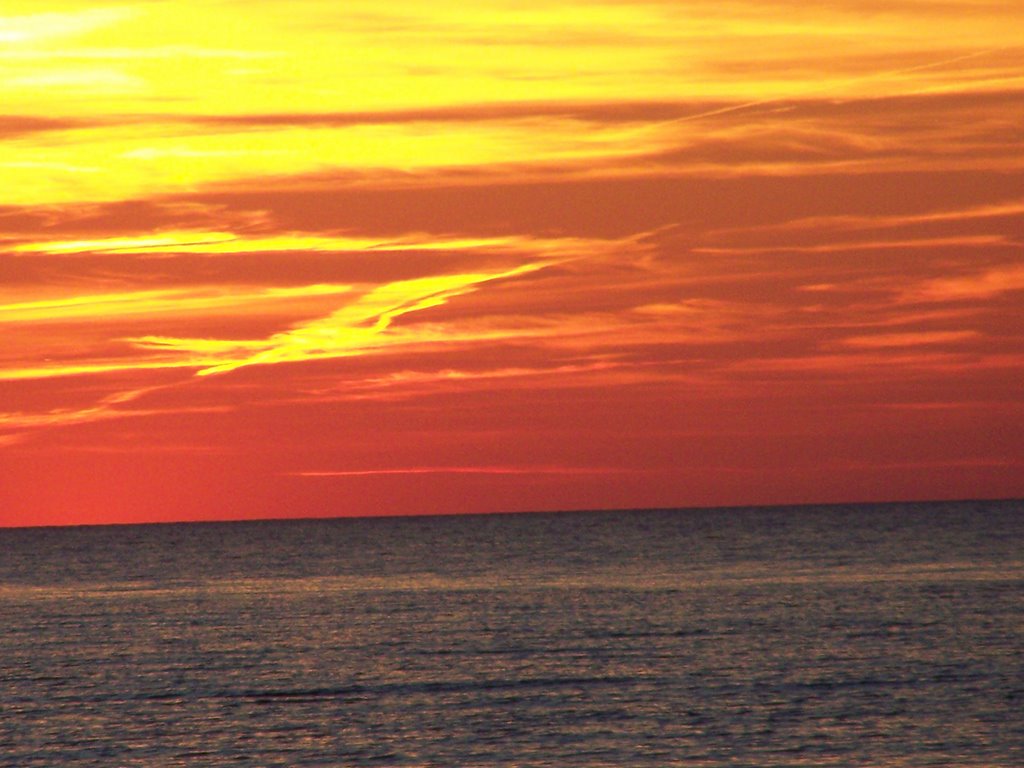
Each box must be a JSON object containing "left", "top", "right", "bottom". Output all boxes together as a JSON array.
[{"left": 1, "top": 0, "right": 1022, "bottom": 526}]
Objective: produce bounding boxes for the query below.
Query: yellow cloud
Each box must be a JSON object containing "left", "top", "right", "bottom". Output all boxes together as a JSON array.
[
  {"left": 0, "top": 6, "right": 129, "bottom": 46},
  {"left": 0, "top": 117, "right": 677, "bottom": 207},
  {"left": 4, "top": 1, "right": 1021, "bottom": 205},
  {"left": 12, "top": 230, "right": 603, "bottom": 257},
  {"left": 131, "top": 262, "right": 551, "bottom": 376},
  {"left": 0, "top": 285, "right": 352, "bottom": 323}
]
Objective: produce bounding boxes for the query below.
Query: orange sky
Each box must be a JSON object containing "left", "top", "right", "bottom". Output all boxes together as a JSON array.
[{"left": 2, "top": 0, "right": 1022, "bottom": 526}]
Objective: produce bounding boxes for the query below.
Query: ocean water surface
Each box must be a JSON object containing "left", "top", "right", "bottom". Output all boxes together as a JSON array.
[{"left": 1, "top": 500, "right": 1021, "bottom": 766}]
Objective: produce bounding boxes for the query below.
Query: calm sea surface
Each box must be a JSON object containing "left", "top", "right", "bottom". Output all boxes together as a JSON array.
[{"left": 1, "top": 500, "right": 1021, "bottom": 766}]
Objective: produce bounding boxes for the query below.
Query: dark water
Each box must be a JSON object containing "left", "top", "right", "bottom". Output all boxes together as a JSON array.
[{"left": 1, "top": 500, "right": 1021, "bottom": 767}]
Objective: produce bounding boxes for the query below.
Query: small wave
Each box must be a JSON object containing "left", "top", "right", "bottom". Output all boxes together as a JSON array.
[{"left": 219, "top": 674, "right": 650, "bottom": 704}]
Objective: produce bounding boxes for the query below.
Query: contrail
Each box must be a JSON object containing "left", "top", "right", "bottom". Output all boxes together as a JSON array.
[{"left": 659, "top": 48, "right": 1004, "bottom": 128}]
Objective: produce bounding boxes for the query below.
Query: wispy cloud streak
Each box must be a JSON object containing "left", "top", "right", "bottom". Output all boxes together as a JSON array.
[
  {"left": 290, "top": 466, "right": 638, "bottom": 477},
  {"left": 0, "top": 385, "right": 228, "bottom": 445},
  {"left": 133, "top": 262, "right": 554, "bottom": 376}
]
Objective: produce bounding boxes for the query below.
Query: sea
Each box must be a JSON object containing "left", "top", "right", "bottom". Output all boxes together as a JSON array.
[{"left": 1, "top": 500, "right": 1021, "bottom": 767}]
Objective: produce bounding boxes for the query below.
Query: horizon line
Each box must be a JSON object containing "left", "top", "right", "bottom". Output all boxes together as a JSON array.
[{"left": 2, "top": 496, "right": 1019, "bottom": 532}]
